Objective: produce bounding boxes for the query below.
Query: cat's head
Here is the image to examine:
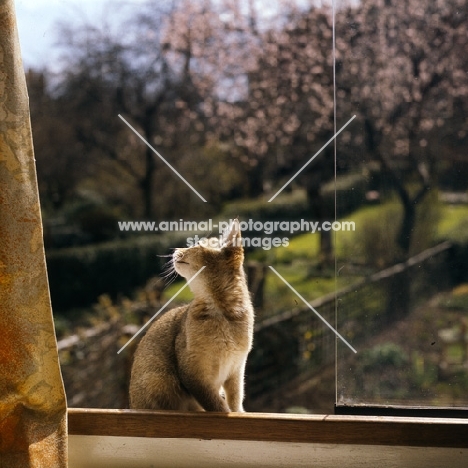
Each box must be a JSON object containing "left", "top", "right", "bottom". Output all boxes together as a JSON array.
[{"left": 172, "top": 219, "right": 244, "bottom": 295}]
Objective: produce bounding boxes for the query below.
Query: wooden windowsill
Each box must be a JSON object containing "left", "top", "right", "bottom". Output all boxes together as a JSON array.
[{"left": 68, "top": 408, "right": 468, "bottom": 448}]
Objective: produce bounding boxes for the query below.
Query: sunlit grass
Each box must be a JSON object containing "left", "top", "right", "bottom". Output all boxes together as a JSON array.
[
  {"left": 161, "top": 279, "right": 193, "bottom": 304},
  {"left": 263, "top": 264, "right": 348, "bottom": 314},
  {"left": 437, "top": 204, "right": 468, "bottom": 242},
  {"left": 269, "top": 233, "right": 320, "bottom": 263}
]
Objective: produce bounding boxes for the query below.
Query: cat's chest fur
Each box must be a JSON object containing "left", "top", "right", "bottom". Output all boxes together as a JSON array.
[
  {"left": 189, "top": 302, "right": 252, "bottom": 346},
  {"left": 178, "top": 301, "right": 253, "bottom": 377}
]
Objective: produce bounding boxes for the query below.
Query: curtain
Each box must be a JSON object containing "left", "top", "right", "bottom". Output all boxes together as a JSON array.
[{"left": 0, "top": 1, "right": 68, "bottom": 466}]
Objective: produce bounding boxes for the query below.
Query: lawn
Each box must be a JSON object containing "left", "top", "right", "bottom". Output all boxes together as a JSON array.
[{"left": 437, "top": 204, "right": 468, "bottom": 242}]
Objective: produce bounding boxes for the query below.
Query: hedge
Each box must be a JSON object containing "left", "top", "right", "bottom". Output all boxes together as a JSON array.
[{"left": 46, "top": 234, "right": 181, "bottom": 311}]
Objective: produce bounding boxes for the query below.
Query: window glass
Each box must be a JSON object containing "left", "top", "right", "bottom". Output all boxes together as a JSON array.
[{"left": 335, "top": 0, "right": 468, "bottom": 408}]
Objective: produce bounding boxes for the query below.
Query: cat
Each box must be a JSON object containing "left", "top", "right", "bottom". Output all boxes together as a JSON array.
[{"left": 129, "top": 219, "right": 254, "bottom": 412}]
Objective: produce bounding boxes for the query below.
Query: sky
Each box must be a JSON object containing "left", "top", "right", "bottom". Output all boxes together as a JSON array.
[
  {"left": 14, "top": 0, "right": 148, "bottom": 68},
  {"left": 14, "top": 0, "right": 333, "bottom": 69}
]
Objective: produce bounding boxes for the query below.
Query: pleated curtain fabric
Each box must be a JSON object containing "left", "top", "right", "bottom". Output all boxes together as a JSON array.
[{"left": 0, "top": 1, "right": 68, "bottom": 466}]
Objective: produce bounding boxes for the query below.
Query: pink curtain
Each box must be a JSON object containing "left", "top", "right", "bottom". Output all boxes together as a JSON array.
[{"left": 0, "top": 1, "right": 68, "bottom": 466}]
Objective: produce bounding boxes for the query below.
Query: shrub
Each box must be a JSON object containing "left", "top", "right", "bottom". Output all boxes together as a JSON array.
[
  {"left": 359, "top": 343, "right": 409, "bottom": 371},
  {"left": 358, "top": 204, "right": 402, "bottom": 268},
  {"left": 46, "top": 234, "right": 181, "bottom": 312}
]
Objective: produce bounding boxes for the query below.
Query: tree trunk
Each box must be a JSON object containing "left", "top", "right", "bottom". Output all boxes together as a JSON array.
[
  {"left": 386, "top": 268, "right": 411, "bottom": 322},
  {"left": 247, "top": 161, "right": 265, "bottom": 198},
  {"left": 141, "top": 135, "right": 156, "bottom": 219},
  {"left": 397, "top": 197, "right": 416, "bottom": 256},
  {"left": 307, "top": 185, "right": 333, "bottom": 267}
]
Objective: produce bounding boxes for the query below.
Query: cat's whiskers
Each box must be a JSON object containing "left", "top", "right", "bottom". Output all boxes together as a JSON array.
[{"left": 160, "top": 253, "right": 179, "bottom": 287}]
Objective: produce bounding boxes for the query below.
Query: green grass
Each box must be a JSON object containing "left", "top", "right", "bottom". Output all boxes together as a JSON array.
[
  {"left": 161, "top": 279, "right": 194, "bottom": 304},
  {"left": 336, "top": 204, "right": 385, "bottom": 258},
  {"left": 437, "top": 204, "right": 468, "bottom": 242},
  {"left": 263, "top": 263, "right": 348, "bottom": 314},
  {"left": 270, "top": 233, "right": 320, "bottom": 263}
]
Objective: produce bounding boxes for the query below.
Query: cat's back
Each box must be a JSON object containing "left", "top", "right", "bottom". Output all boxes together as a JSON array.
[{"left": 129, "top": 305, "right": 191, "bottom": 409}]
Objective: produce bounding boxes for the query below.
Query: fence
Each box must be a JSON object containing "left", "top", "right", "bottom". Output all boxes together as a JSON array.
[
  {"left": 57, "top": 241, "right": 457, "bottom": 409},
  {"left": 245, "top": 241, "right": 455, "bottom": 401},
  {"left": 58, "top": 318, "right": 130, "bottom": 408}
]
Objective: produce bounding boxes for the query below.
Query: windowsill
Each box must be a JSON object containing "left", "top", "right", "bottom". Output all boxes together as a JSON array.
[
  {"left": 68, "top": 409, "right": 468, "bottom": 467},
  {"left": 68, "top": 408, "right": 468, "bottom": 447}
]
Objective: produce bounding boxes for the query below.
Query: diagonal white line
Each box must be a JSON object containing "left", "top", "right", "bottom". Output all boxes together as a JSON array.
[
  {"left": 268, "top": 115, "right": 356, "bottom": 202},
  {"left": 268, "top": 266, "right": 357, "bottom": 353},
  {"left": 118, "top": 114, "right": 207, "bottom": 203},
  {"left": 117, "top": 266, "right": 206, "bottom": 354}
]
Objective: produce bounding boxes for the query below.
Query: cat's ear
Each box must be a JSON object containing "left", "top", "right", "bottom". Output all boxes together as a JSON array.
[{"left": 221, "top": 218, "right": 241, "bottom": 249}]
